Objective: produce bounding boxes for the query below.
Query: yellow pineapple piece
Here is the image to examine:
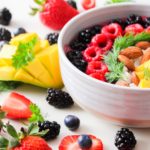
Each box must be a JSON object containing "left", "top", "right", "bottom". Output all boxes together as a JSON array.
[{"left": 139, "top": 79, "right": 150, "bottom": 88}]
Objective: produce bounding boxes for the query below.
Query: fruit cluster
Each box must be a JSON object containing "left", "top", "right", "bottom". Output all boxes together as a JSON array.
[{"left": 66, "top": 14, "right": 150, "bottom": 88}]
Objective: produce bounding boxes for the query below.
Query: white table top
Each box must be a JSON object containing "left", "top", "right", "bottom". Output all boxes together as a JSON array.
[{"left": 1, "top": 0, "right": 150, "bottom": 150}]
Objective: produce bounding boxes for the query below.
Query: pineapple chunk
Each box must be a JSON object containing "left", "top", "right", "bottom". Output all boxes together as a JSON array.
[{"left": 139, "top": 79, "right": 150, "bottom": 88}]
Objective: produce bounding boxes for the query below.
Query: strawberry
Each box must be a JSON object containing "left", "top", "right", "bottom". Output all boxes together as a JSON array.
[
  {"left": 59, "top": 135, "right": 103, "bottom": 150},
  {"left": 1, "top": 92, "right": 32, "bottom": 119},
  {"left": 82, "top": 0, "right": 96, "bottom": 10},
  {"left": 31, "top": 0, "right": 79, "bottom": 30},
  {"left": 12, "top": 136, "right": 52, "bottom": 150}
]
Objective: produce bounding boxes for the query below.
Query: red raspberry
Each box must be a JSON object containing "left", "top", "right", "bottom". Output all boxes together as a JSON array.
[
  {"left": 83, "top": 46, "right": 103, "bottom": 62},
  {"left": 90, "top": 72, "right": 106, "bottom": 81},
  {"left": 125, "top": 23, "right": 144, "bottom": 35},
  {"left": 101, "top": 23, "right": 123, "bottom": 40},
  {"left": 145, "top": 26, "right": 150, "bottom": 33},
  {"left": 86, "top": 61, "right": 108, "bottom": 75},
  {"left": 91, "top": 34, "right": 112, "bottom": 52}
]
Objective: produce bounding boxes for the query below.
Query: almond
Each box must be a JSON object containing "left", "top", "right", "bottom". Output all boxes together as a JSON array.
[
  {"left": 131, "top": 72, "right": 139, "bottom": 86},
  {"left": 135, "top": 41, "right": 150, "bottom": 50},
  {"left": 140, "top": 48, "right": 150, "bottom": 64},
  {"left": 120, "top": 46, "right": 143, "bottom": 59},
  {"left": 116, "top": 80, "right": 129, "bottom": 87},
  {"left": 118, "top": 55, "right": 135, "bottom": 70}
]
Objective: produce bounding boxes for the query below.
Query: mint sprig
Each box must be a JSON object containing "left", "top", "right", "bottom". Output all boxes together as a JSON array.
[
  {"left": 12, "top": 37, "right": 37, "bottom": 69},
  {"left": 105, "top": 32, "right": 150, "bottom": 82}
]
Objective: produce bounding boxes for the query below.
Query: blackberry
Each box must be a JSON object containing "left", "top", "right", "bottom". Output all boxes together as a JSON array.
[
  {"left": 46, "top": 32, "right": 59, "bottom": 45},
  {"left": 78, "top": 28, "right": 93, "bottom": 43},
  {"left": 115, "top": 128, "right": 137, "bottom": 150},
  {"left": 67, "top": 50, "right": 83, "bottom": 61},
  {"left": 14, "top": 27, "right": 27, "bottom": 36},
  {"left": 90, "top": 25, "right": 101, "bottom": 36},
  {"left": 67, "top": 0, "right": 77, "bottom": 9},
  {"left": 72, "top": 58, "right": 87, "bottom": 72},
  {"left": 0, "top": 8, "right": 12, "bottom": 25},
  {"left": 0, "top": 28, "right": 11, "bottom": 41},
  {"left": 111, "top": 18, "right": 126, "bottom": 28},
  {"left": 143, "top": 17, "right": 150, "bottom": 28},
  {"left": 38, "top": 121, "right": 60, "bottom": 140},
  {"left": 46, "top": 88, "right": 74, "bottom": 108},
  {"left": 70, "top": 39, "right": 87, "bottom": 51},
  {"left": 125, "top": 14, "right": 143, "bottom": 26}
]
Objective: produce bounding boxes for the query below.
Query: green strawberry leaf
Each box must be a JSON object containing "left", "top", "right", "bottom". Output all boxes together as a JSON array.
[
  {"left": 28, "top": 123, "right": 39, "bottom": 135},
  {"left": 28, "top": 104, "right": 44, "bottom": 123},
  {"left": 0, "top": 111, "right": 6, "bottom": 119},
  {"left": 6, "top": 124, "right": 19, "bottom": 140},
  {"left": 0, "top": 136, "right": 9, "bottom": 149},
  {"left": 9, "top": 139, "right": 20, "bottom": 148}
]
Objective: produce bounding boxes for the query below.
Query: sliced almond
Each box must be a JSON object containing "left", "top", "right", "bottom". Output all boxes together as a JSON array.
[
  {"left": 118, "top": 55, "right": 135, "bottom": 71},
  {"left": 140, "top": 48, "right": 150, "bottom": 64},
  {"left": 116, "top": 80, "right": 129, "bottom": 87},
  {"left": 135, "top": 41, "right": 150, "bottom": 50},
  {"left": 131, "top": 72, "right": 139, "bottom": 86},
  {"left": 120, "top": 46, "right": 143, "bottom": 59}
]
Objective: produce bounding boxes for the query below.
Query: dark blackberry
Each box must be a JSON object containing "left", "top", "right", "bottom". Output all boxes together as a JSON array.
[
  {"left": 115, "top": 128, "right": 137, "bottom": 150},
  {"left": 125, "top": 14, "right": 143, "bottom": 26},
  {"left": 111, "top": 18, "right": 126, "bottom": 28},
  {"left": 38, "top": 121, "right": 60, "bottom": 140},
  {"left": 14, "top": 27, "right": 27, "bottom": 36},
  {"left": 67, "top": 0, "right": 77, "bottom": 9},
  {"left": 90, "top": 25, "right": 101, "bottom": 36},
  {"left": 0, "top": 28, "right": 11, "bottom": 41},
  {"left": 143, "top": 17, "right": 150, "bottom": 28},
  {"left": 78, "top": 28, "right": 93, "bottom": 43},
  {"left": 46, "top": 88, "right": 74, "bottom": 108},
  {"left": 70, "top": 39, "right": 87, "bottom": 51},
  {"left": 72, "top": 58, "right": 87, "bottom": 72},
  {"left": 46, "top": 32, "right": 59, "bottom": 45},
  {"left": 67, "top": 50, "right": 83, "bottom": 61},
  {"left": 0, "top": 8, "right": 12, "bottom": 25}
]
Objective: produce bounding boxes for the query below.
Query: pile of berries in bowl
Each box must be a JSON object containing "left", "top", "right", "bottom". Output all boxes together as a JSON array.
[{"left": 58, "top": 4, "right": 150, "bottom": 127}]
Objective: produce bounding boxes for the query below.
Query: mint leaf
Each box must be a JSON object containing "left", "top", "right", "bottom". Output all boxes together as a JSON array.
[
  {"left": 0, "top": 136, "right": 9, "bottom": 149},
  {"left": 6, "top": 124, "right": 19, "bottom": 140},
  {"left": 12, "top": 37, "right": 37, "bottom": 69},
  {"left": 28, "top": 104, "right": 44, "bottom": 123}
]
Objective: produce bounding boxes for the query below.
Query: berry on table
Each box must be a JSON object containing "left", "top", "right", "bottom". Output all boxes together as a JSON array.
[
  {"left": 38, "top": 120, "right": 61, "bottom": 140},
  {"left": 46, "top": 32, "right": 59, "bottom": 45},
  {"left": 91, "top": 34, "right": 113, "bottom": 52},
  {"left": 64, "top": 115, "right": 80, "bottom": 131},
  {"left": 0, "top": 8, "right": 12, "bottom": 25},
  {"left": 0, "top": 28, "right": 11, "bottom": 41},
  {"left": 78, "top": 135, "right": 92, "bottom": 149},
  {"left": 14, "top": 27, "right": 27, "bottom": 36},
  {"left": 115, "top": 128, "right": 137, "bottom": 150},
  {"left": 46, "top": 88, "right": 74, "bottom": 108},
  {"left": 82, "top": 0, "right": 96, "bottom": 10},
  {"left": 125, "top": 23, "right": 144, "bottom": 35},
  {"left": 83, "top": 46, "right": 103, "bottom": 62},
  {"left": 101, "top": 23, "right": 123, "bottom": 40},
  {"left": 67, "top": 0, "right": 77, "bottom": 9}
]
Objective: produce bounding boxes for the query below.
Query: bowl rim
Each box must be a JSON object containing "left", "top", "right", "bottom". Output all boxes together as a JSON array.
[{"left": 58, "top": 3, "right": 150, "bottom": 92}]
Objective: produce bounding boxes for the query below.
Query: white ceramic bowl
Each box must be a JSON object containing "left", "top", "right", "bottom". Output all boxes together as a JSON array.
[{"left": 58, "top": 4, "right": 150, "bottom": 127}]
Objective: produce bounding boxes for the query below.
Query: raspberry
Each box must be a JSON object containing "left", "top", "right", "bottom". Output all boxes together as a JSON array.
[
  {"left": 86, "top": 61, "right": 108, "bottom": 75},
  {"left": 125, "top": 23, "right": 144, "bottom": 35},
  {"left": 83, "top": 46, "right": 103, "bottom": 62},
  {"left": 101, "top": 23, "right": 123, "bottom": 40},
  {"left": 91, "top": 34, "right": 112, "bottom": 52},
  {"left": 89, "top": 72, "right": 106, "bottom": 81}
]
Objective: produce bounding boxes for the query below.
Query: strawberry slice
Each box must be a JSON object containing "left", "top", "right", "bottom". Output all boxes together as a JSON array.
[
  {"left": 1, "top": 92, "right": 32, "bottom": 119},
  {"left": 82, "top": 0, "right": 96, "bottom": 10},
  {"left": 59, "top": 135, "right": 103, "bottom": 150}
]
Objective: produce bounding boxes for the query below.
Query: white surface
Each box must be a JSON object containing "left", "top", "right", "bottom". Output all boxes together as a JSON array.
[{"left": 0, "top": 0, "right": 150, "bottom": 150}]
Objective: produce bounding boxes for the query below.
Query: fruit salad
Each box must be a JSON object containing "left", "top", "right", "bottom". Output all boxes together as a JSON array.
[{"left": 66, "top": 14, "right": 150, "bottom": 88}]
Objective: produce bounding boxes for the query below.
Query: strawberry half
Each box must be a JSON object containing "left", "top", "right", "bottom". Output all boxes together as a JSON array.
[
  {"left": 32, "top": 0, "right": 79, "bottom": 30},
  {"left": 59, "top": 135, "right": 103, "bottom": 150},
  {"left": 1, "top": 92, "right": 32, "bottom": 119}
]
